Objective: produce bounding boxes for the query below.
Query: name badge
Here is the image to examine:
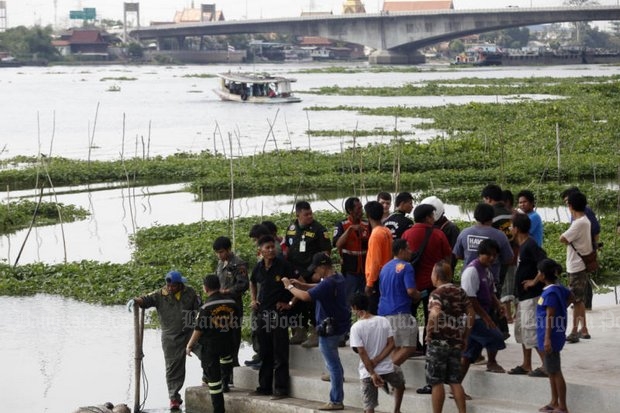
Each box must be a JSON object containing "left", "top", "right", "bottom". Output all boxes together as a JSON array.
[{"left": 299, "top": 240, "right": 306, "bottom": 252}]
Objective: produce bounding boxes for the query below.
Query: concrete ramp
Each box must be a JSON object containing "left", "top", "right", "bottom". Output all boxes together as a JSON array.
[{"left": 187, "top": 304, "right": 620, "bottom": 412}]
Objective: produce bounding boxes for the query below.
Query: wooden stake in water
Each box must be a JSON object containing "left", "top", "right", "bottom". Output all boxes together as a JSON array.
[
  {"left": 133, "top": 302, "right": 145, "bottom": 413},
  {"left": 556, "top": 122, "right": 561, "bottom": 185}
]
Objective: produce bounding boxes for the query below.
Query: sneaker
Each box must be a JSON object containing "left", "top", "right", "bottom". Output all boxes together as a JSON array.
[
  {"left": 244, "top": 356, "right": 261, "bottom": 366},
  {"left": 318, "top": 402, "right": 344, "bottom": 411},
  {"left": 566, "top": 333, "right": 580, "bottom": 343},
  {"left": 416, "top": 384, "right": 432, "bottom": 394},
  {"left": 301, "top": 331, "right": 319, "bottom": 348},
  {"left": 169, "top": 399, "right": 182, "bottom": 410},
  {"left": 251, "top": 361, "right": 262, "bottom": 370}
]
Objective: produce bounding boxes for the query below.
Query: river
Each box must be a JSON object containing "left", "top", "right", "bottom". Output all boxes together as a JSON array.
[{"left": 1, "top": 62, "right": 620, "bottom": 412}]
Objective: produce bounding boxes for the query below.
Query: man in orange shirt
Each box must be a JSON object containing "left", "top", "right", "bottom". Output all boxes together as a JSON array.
[{"left": 364, "top": 200, "right": 393, "bottom": 314}]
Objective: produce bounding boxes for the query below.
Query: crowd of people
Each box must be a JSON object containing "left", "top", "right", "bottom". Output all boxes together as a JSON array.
[{"left": 128, "top": 184, "right": 600, "bottom": 413}]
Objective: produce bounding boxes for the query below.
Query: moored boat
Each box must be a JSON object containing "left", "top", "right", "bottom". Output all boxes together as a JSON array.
[{"left": 213, "top": 72, "right": 302, "bottom": 103}]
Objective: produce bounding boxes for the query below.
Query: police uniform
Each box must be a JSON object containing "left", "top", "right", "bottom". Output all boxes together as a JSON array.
[
  {"left": 285, "top": 219, "right": 332, "bottom": 281},
  {"left": 139, "top": 285, "right": 201, "bottom": 403},
  {"left": 215, "top": 252, "right": 248, "bottom": 366},
  {"left": 250, "top": 256, "right": 293, "bottom": 397},
  {"left": 194, "top": 292, "right": 238, "bottom": 413}
]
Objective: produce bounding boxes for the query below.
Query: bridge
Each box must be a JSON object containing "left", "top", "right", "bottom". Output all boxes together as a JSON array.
[{"left": 130, "top": 6, "right": 620, "bottom": 64}]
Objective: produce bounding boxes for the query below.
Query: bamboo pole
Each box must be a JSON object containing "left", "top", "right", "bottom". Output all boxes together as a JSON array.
[
  {"left": 133, "top": 302, "right": 145, "bottom": 413},
  {"left": 556, "top": 122, "right": 561, "bottom": 185}
]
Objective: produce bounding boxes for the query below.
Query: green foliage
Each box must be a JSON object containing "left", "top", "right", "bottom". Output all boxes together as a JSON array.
[
  {"left": 0, "top": 25, "right": 59, "bottom": 61},
  {"left": 0, "top": 200, "right": 89, "bottom": 235},
  {"left": 126, "top": 43, "right": 143, "bottom": 59}
]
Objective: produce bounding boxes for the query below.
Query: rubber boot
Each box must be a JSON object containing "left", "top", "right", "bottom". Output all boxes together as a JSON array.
[
  {"left": 289, "top": 327, "right": 307, "bottom": 345},
  {"left": 301, "top": 329, "right": 319, "bottom": 348}
]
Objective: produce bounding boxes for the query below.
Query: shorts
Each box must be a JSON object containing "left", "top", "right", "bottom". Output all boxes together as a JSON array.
[
  {"left": 425, "top": 342, "right": 463, "bottom": 385},
  {"left": 500, "top": 265, "right": 516, "bottom": 302},
  {"left": 462, "top": 318, "right": 506, "bottom": 363},
  {"left": 514, "top": 297, "right": 538, "bottom": 349},
  {"left": 544, "top": 351, "right": 561, "bottom": 374},
  {"left": 569, "top": 271, "right": 588, "bottom": 303},
  {"left": 361, "top": 370, "right": 405, "bottom": 410},
  {"left": 386, "top": 314, "right": 418, "bottom": 347}
]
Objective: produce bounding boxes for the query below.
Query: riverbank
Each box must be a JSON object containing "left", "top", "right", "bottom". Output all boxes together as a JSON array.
[{"left": 188, "top": 303, "right": 620, "bottom": 413}]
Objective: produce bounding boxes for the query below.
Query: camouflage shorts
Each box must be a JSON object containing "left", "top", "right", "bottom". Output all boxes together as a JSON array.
[
  {"left": 361, "top": 370, "right": 405, "bottom": 410},
  {"left": 425, "top": 342, "right": 463, "bottom": 385},
  {"left": 569, "top": 271, "right": 588, "bottom": 303}
]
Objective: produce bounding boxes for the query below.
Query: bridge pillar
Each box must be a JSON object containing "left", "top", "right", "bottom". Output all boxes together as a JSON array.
[{"left": 368, "top": 49, "right": 426, "bottom": 65}]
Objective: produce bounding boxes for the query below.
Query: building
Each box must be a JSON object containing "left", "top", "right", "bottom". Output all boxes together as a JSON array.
[
  {"left": 382, "top": 1, "right": 454, "bottom": 12},
  {"left": 52, "top": 29, "right": 114, "bottom": 59},
  {"left": 342, "top": 0, "right": 366, "bottom": 14}
]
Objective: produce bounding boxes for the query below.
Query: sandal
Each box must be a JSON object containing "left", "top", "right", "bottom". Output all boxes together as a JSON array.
[
  {"left": 486, "top": 363, "right": 506, "bottom": 373},
  {"left": 538, "top": 405, "right": 555, "bottom": 412},
  {"left": 507, "top": 365, "right": 529, "bottom": 375},
  {"left": 579, "top": 331, "right": 591, "bottom": 339},
  {"left": 566, "top": 333, "right": 580, "bottom": 343},
  {"left": 528, "top": 367, "right": 549, "bottom": 378}
]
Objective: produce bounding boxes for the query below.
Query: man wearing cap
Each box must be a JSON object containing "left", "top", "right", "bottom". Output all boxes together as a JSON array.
[
  {"left": 283, "top": 252, "right": 351, "bottom": 411},
  {"left": 131, "top": 270, "right": 201, "bottom": 410}
]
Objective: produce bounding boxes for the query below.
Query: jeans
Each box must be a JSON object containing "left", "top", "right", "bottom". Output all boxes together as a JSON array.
[
  {"left": 319, "top": 334, "right": 345, "bottom": 404},
  {"left": 344, "top": 273, "right": 366, "bottom": 306}
]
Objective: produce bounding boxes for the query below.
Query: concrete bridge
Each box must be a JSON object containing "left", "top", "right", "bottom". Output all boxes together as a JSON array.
[{"left": 130, "top": 6, "right": 620, "bottom": 64}]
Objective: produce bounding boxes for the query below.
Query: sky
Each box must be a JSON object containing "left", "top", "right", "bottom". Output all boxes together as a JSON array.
[{"left": 4, "top": 0, "right": 614, "bottom": 29}]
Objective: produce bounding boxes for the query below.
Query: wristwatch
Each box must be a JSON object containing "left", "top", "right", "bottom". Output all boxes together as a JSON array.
[{"left": 287, "top": 284, "right": 295, "bottom": 290}]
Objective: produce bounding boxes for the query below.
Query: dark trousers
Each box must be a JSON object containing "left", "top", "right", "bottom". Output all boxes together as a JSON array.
[
  {"left": 201, "top": 339, "right": 233, "bottom": 413},
  {"left": 411, "top": 288, "right": 433, "bottom": 351},
  {"left": 257, "top": 312, "right": 290, "bottom": 396}
]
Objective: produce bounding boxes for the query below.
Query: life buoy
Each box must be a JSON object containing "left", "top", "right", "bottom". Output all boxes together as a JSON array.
[{"left": 241, "top": 93, "right": 248, "bottom": 101}]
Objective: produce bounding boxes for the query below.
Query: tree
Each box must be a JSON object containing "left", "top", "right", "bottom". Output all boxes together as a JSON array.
[
  {"left": 127, "top": 42, "right": 143, "bottom": 59},
  {"left": 449, "top": 39, "right": 465, "bottom": 54},
  {"left": 0, "top": 25, "right": 59, "bottom": 61}
]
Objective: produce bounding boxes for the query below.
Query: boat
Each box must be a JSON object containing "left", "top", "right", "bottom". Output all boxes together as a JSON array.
[{"left": 213, "top": 72, "right": 302, "bottom": 103}]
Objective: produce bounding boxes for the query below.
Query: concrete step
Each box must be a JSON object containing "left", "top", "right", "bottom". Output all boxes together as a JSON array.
[{"left": 187, "top": 365, "right": 543, "bottom": 413}]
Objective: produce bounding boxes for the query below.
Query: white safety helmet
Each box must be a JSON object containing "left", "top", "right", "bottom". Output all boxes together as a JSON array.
[{"left": 420, "top": 196, "right": 444, "bottom": 223}]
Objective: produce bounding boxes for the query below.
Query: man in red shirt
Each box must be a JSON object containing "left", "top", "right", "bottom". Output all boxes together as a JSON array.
[{"left": 402, "top": 204, "right": 452, "bottom": 342}]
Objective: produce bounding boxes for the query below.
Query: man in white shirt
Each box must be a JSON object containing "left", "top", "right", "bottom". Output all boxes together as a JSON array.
[{"left": 560, "top": 191, "right": 592, "bottom": 343}]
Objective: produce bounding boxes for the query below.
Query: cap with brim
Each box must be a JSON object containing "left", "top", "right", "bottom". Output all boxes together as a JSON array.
[
  {"left": 307, "top": 252, "right": 332, "bottom": 273},
  {"left": 165, "top": 270, "right": 187, "bottom": 284}
]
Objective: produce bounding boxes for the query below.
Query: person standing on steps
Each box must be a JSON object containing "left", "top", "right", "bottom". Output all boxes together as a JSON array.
[
  {"left": 284, "top": 201, "right": 332, "bottom": 348},
  {"left": 249, "top": 235, "right": 294, "bottom": 400},
  {"left": 283, "top": 253, "right": 350, "bottom": 411},
  {"left": 186, "top": 275, "right": 238, "bottom": 413},
  {"left": 350, "top": 293, "right": 405, "bottom": 413}
]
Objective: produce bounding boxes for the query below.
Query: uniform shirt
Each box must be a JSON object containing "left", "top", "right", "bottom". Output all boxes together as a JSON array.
[
  {"left": 383, "top": 210, "right": 413, "bottom": 239},
  {"left": 250, "top": 256, "right": 293, "bottom": 312},
  {"left": 561, "top": 215, "right": 592, "bottom": 273},
  {"left": 378, "top": 258, "right": 416, "bottom": 315},
  {"left": 285, "top": 219, "right": 331, "bottom": 279},
  {"left": 216, "top": 252, "right": 249, "bottom": 301},
  {"left": 308, "top": 273, "right": 351, "bottom": 336},
  {"left": 365, "top": 226, "right": 393, "bottom": 288},
  {"left": 140, "top": 285, "right": 201, "bottom": 338},
  {"left": 536, "top": 284, "right": 571, "bottom": 352},
  {"left": 333, "top": 217, "right": 369, "bottom": 276},
  {"left": 427, "top": 283, "right": 471, "bottom": 348},
  {"left": 401, "top": 223, "right": 452, "bottom": 291},
  {"left": 194, "top": 292, "right": 238, "bottom": 343},
  {"left": 515, "top": 237, "right": 546, "bottom": 301}
]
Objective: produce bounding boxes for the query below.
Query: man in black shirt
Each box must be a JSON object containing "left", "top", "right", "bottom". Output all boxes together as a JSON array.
[
  {"left": 383, "top": 192, "right": 414, "bottom": 239},
  {"left": 507, "top": 213, "right": 548, "bottom": 378},
  {"left": 249, "top": 235, "right": 294, "bottom": 399},
  {"left": 186, "top": 275, "right": 238, "bottom": 413}
]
